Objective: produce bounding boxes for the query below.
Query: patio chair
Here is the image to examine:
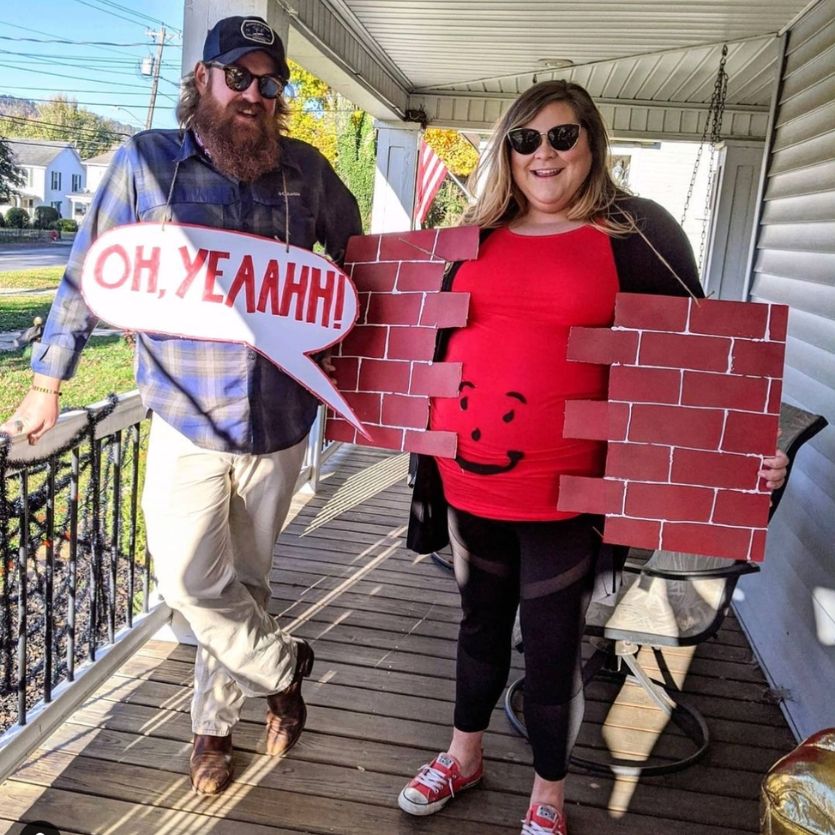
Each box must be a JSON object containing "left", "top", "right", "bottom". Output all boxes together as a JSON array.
[{"left": 501, "top": 403, "right": 827, "bottom": 776}]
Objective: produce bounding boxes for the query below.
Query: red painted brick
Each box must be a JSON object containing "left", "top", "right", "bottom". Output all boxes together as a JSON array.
[
  {"left": 397, "top": 261, "right": 446, "bottom": 291},
  {"left": 404, "top": 429, "right": 458, "bottom": 458},
  {"left": 344, "top": 234, "right": 379, "bottom": 263},
  {"left": 768, "top": 304, "right": 789, "bottom": 342},
  {"left": 609, "top": 366, "right": 681, "bottom": 404},
  {"left": 671, "top": 448, "right": 761, "bottom": 490},
  {"left": 365, "top": 293, "right": 422, "bottom": 326},
  {"left": 557, "top": 476, "right": 625, "bottom": 515},
  {"left": 607, "top": 442, "right": 671, "bottom": 482},
  {"left": 614, "top": 293, "right": 690, "bottom": 332},
  {"left": 602, "top": 517, "right": 662, "bottom": 551},
  {"left": 339, "top": 325, "right": 388, "bottom": 358},
  {"left": 331, "top": 356, "right": 359, "bottom": 391},
  {"left": 342, "top": 391, "right": 381, "bottom": 423},
  {"left": 681, "top": 371, "right": 768, "bottom": 411},
  {"left": 625, "top": 483, "right": 715, "bottom": 522},
  {"left": 722, "top": 411, "right": 779, "bottom": 455},
  {"left": 750, "top": 528, "right": 767, "bottom": 562},
  {"left": 639, "top": 332, "right": 732, "bottom": 372},
  {"left": 358, "top": 425, "right": 405, "bottom": 451},
  {"left": 433, "top": 225, "right": 480, "bottom": 262},
  {"left": 767, "top": 378, "right": 783, "bottom": 415},
  {"left": 629, "top": 404, "right": 725, "bottom": 450},
  {"left": 661, "top": 522, "right": 752, "bottom": 560},
  {"left": 567, "top": 327, "right": 639, "bottom": 365},
  {"left": 324, "top": 418, "right": 357, "bottom": 444},
  {"left": 351, "top": 262, "right": 398, "bottom": 292},
  {"left": 387, "top": 327, "right": 437, "bottom": 361},
  {"left": 420, "top": 292, "right": 470, "bottom": 328},
  {"left": 563, "top": 401, "right": 629, "bottom": 441},
  {"left": 713, "top": 490, "right": 771, "bottom": 528},
  {"left": 410, "top": 362, "right": 463, "bottom": 397},
  {"left": 382, "top": 394, "right": 430, "bottom": 429},
  {"left": 731, "top": 339, "right": 786, "bottom": 378},
  {"left": 358, "top": 359, "right": 412, "bottom": 393},
  {"left": 355, "top": 292, "right": 370, "bottom": 324},
  {"left": 689, "top": 299, "right": 768, "bottom": 339},
  {"left": 379, "top": 229, "right": 438, "bottom": 261}
]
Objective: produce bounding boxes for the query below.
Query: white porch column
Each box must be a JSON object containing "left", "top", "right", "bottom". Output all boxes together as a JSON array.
[
  {"left": 370, "top": 121, "right": 421, "bottom": 233},
  {"left": 181, "top": 0, "right": 291, "bottom": 75},
  {"left": 702, "top": 140, "right": 766, "bottom": 301}
]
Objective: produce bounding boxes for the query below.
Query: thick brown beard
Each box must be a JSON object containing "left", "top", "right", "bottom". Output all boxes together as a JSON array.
[{"left": 191, "top": 86, "right": 281, "bottom": 182}]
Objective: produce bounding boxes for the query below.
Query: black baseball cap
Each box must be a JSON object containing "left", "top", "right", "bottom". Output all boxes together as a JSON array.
[{"left": 202, "top": 16, "right": 290, "bottom": 81}]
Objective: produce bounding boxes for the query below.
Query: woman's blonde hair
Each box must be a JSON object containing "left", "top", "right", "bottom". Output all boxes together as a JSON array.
[
  {"left": 176, "top": 67, "right": 290, "bottom": 133},
  {"left": 462, "top": 80, "right": 631, "bottom": 233}
]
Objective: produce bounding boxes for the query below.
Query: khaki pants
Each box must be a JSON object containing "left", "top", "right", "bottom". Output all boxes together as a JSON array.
[{"left": 142, "top": 415, "right": 307, "bottom": 735}]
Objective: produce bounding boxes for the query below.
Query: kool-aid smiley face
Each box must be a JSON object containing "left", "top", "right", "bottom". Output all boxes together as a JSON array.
[{"left": 455, "top": 380, "right": 527, "bottom": 475}]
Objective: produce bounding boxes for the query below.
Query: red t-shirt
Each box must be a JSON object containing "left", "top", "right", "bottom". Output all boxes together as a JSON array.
[{"left": 430, "top": 225, "right": 619, "bottom": 521}]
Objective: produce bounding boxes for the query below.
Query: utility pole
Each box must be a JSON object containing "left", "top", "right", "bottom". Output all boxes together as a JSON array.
[{"left": 144, "top": 27, "right": 166, "bottom": 130}]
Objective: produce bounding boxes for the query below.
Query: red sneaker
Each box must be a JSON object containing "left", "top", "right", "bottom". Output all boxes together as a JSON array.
[
  {"left": 521, "top": 803, "right": 567, "bottom": 835},
  {"left": 397, "top": 752, "right": 483, "bottom": 816}
]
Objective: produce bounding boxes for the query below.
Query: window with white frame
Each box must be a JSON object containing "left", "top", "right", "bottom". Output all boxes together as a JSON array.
[
  {"left": 71, "top": 174, "right": 82, "bottom": 191},
  {"left": 52, "top": 200, "right": 62, "bottom": 213},
  {"left": 22, "top": 167, "right": 34, "bottom": 187},
  {"left": 50, "top": 171, "right": 62, "bottom": 190}
]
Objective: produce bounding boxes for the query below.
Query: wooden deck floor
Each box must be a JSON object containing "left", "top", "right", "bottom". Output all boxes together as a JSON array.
[{"left": 1, "top": 444, "right": 797, "bottom": 834}]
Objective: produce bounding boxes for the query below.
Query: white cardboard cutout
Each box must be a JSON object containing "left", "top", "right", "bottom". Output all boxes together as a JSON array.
[{"left": 81, "top": 222, "right": 366, "bottom": 434}]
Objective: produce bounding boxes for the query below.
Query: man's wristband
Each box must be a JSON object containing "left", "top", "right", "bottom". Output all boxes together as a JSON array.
[{"left": 31, "top": 384, "right": 61, "bottom": 396}]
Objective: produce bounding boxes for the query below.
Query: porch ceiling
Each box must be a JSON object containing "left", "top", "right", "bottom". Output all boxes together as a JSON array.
[{"left": 286, "top": 0, "right": 815, "bottom": 137}]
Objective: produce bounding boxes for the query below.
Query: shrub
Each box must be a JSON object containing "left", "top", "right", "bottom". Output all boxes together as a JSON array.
[
  {"left": 5, "top": 207, "right": 29, "bottom": 228},
  {"left": 33, "top": 205, "right": 60, "bottom": 229},
  {"left": 0, "top": 213, "right": 5, "bottom": 227},
  {"left": 58, "top": 218, "right": 78, "bottom": 232}
]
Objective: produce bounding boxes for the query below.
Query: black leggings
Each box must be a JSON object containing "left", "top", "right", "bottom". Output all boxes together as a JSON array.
[{"left": 448, "top": 507, "right": 601, "bottom": 781}]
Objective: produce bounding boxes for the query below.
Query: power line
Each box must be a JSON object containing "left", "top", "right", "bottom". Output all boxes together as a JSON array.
[
  {"left": 0, "top": 113, "right": 131, "bottom": 139},
  {"left": 67, "top": 0, "right": 182, "bottom": 35},
  {"left": 0, "top": 61, "right": 160, "bottom": 90},
  {"left": 0, "top": 20, "right": 129, "bottom": 58},
  {"left": 0, "top": 35, "right": 180, "bottom": 47}
]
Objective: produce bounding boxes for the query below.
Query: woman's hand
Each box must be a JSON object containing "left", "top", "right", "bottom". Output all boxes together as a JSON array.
[{"left": 760, "top": 448, "right": 789, "bottom": 491}]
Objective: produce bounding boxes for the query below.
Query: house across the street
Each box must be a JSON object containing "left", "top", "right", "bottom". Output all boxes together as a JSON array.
[{"left": 0, "top": 137, "right": 86, "bottom": 220}]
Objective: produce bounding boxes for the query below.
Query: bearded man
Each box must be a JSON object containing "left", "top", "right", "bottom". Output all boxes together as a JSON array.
[{"left": 1, "top": 16, "right": 361, "bottom": 795}]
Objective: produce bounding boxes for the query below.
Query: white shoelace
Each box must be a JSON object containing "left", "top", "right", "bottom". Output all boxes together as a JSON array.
[
  {"left": 521, "top": 820, "right": 556, "bottom": 835},
  {"left": 415, "top": 763, "right": 454, "bottom": 796}
]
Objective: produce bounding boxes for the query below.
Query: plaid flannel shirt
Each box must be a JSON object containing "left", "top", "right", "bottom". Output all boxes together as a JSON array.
[{"left": 32, "top": 129, "right": 361, "bottom": 453}]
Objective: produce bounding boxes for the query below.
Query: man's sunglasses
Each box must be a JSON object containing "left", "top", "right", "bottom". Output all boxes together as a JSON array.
[
  {"left": 506, "top": 123, "right": 581, "bottom": 155},
  {"left": 206, "top": 62, "right": 285, "bottom": 99}
]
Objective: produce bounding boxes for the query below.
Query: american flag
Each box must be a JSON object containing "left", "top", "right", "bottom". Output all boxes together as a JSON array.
[{"left": 413, "top": 138, "right": 448, "bottom": 226}]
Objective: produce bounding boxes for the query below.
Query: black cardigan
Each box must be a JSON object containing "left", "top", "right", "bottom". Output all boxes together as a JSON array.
[{"left": 407, "top": 195, "right": 704, "bottom": 557}]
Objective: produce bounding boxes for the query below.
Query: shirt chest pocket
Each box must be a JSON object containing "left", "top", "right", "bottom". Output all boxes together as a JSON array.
[
  {"left": 251, "top": 186, "right": 316, "bottom": 249},
  {"left": 137, "top": 184, "right": 238, "bottom": 226}
]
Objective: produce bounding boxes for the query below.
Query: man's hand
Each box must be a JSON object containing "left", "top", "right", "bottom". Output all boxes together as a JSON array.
[
  {"left": 317, "top": 352, "right": 338, "bottom": 386},
  {"left": 0, "top": 374, "right": 62, "bottom": 445},
  {"left": 761, "top": 448, "right": 789, "bottom": 491}
]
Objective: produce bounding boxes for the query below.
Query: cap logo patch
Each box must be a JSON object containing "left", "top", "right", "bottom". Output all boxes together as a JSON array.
[{"left": 241, "top": 19, "right": 274, "bottom": 45}]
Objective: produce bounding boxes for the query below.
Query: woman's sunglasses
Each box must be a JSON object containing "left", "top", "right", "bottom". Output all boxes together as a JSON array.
[
  {"left": 506, "top": 123, "right": 581, "bottom": 155},
  {"left": 206, "top": 62, "right": 285, "bottom": 99}
]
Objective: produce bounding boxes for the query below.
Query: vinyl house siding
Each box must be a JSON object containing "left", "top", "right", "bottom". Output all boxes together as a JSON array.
[{"left": 735, "top": 0, "right": 835, "bottom": 739}]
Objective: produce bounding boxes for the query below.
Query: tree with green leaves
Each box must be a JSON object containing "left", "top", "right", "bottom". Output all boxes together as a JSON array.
[
  {"left": 0, "top": 135, "right": 24, "bottom": 202},
  {"left": 0, "top": 95, "right": 122, "bottom": 159}
]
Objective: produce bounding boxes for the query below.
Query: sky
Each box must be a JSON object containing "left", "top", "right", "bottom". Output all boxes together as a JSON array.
[{"left": 0, "top": 0, "right": 186, "bottom": 133}]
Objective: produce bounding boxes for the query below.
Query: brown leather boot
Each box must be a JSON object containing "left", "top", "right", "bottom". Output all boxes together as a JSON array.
[
  {"left": 190, "top": 733, "right": 233, "bottom": 795},
  {"left": 265, "top": 639, "right": 315, "bottom": 756}
]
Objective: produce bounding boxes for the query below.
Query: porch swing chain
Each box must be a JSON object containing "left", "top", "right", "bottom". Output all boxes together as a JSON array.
[{"left": 680, "top": 44, "right": 729, "bottom": 272}]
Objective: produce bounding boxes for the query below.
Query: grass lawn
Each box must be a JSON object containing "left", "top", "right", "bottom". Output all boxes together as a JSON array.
[
  {"left": 0, "top": 294, "right": 55, "bottom": 332},
  {"left": 0, "top": 266, "right": 64, "bottom": 291},
  {"left": 0, "top": 335, "right": 136, "bottom": 417}
]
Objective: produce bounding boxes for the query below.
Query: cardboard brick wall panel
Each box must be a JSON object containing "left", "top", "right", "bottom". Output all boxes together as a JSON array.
[
  {"left": 567, "top": 327, "right": 639, "bottom": 365},
  {"left": 609, "top": 366, "right": 682, "bottom": 404},
  {"left": 681, "top": 370, "right": 769, "bottom": 411},
  {"left": 325, "top": 227, "right": 479, "bottom": 457},
  {"left": 639, "top": 332, "right": 732, "bottom": 372},
  {"left": 615, "top": 293, "right": 690, "bottom": 332},
  {"left": 410, "top": 362, "right": 463, "bottom": 398},
  {"left": 559, "top": 293, "right": 788, "bottom": 562}
]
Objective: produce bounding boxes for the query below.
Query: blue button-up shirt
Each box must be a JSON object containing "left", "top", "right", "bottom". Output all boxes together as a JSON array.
[{"left": 32, "top": 129, "right": 361, "bottom": 454}]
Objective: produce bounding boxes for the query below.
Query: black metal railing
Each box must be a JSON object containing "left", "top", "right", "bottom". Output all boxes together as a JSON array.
[{"left": 0, "top": 392, "right": 152, "bottom": 736}]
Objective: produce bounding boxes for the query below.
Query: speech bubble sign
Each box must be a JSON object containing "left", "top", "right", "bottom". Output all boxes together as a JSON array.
[{"left": 80, "top": 222, "right": 366, "bottom": 435}]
